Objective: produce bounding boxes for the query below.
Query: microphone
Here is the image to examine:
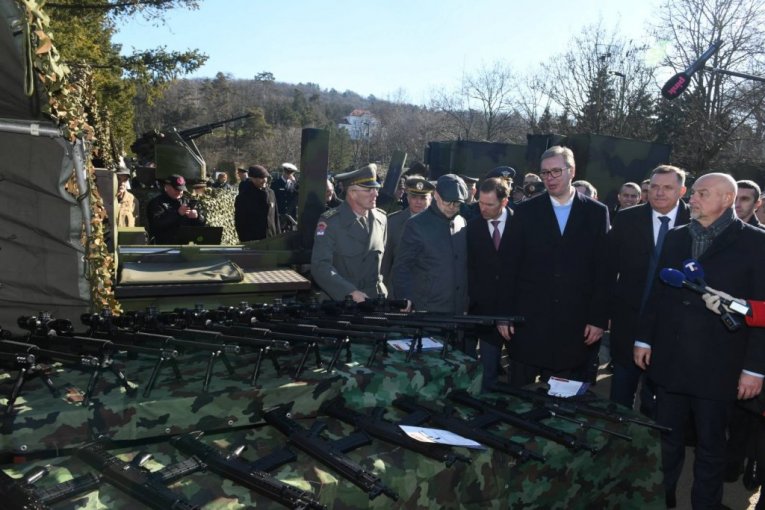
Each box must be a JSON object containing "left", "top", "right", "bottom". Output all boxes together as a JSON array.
[
  {"left": 667, "top": 260, "right": 742, "bottom": 331},
  {"left": 661, "top": 40, "right": 723, "bottom": 100},
  {"left": 682, "top": 259, "right": 750, "bottom": 315},
  {"left": 659, "top": 268, "right": 705, "bottom": 293}
]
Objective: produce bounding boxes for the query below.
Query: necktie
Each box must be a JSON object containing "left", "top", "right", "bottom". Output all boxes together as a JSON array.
[
  {"left": 655, "top": 216, "right": 670, "bottom": 256},
  {"left": 359, "top": 215, "right": 368, "bottom": 234},
  {"left": 491, "top": 220, "right": 501, "bottom": 251}
]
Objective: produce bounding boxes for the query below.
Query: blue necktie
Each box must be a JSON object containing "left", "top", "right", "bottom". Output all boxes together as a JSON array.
[{"left": 655, "top": 216, "right": 670, "bottom": 256}]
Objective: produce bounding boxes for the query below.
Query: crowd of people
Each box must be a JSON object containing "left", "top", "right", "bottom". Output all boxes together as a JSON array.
[{"left": 309, "top": 146, "right": 765, "bottom": 510}]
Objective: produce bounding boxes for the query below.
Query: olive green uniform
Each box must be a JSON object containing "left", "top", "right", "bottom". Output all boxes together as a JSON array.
[{"left": 310, "top": 200, "right": 388, "bottom": 300}]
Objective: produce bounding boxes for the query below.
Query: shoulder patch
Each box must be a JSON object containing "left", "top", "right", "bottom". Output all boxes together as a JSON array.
[{"left": 315, "top": 221, "right": 328, "bottom": 236}]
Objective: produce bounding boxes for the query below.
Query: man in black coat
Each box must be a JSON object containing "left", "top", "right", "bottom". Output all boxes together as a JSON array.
[
  {"left": 736, "top": 180, "right": 764, "bottom": 229},
  {"left": 634, "top": 173, "right": 765, "bottom": 509},
  {"left": 271, "top": 162, "right": 299, "bottom": 218},
  {"left": 467, "top": 177, "right": 513, "bottom": 392},
  {"left": 607, "top": 165, "right": 690, "bottom": 411},
  {"left": 146, "top": 174, "right": 206, "bottom": 244},
  {"left": 504, "top": 146, "right": 610, "bottom": 386},
  {"left": 234, "top": 165, "right": 279, "bottom": 242}
]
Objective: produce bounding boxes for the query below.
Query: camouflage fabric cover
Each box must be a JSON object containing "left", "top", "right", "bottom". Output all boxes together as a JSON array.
[
  {"left": 0, "top": 392, "right": 663, "bottom": 509},
  {"left": 0, "top": 343, "right": 479, "bottom": 454}
]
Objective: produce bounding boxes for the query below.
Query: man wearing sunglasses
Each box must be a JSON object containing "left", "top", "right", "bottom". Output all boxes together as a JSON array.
[{"left": 503, "top": 146, "right": 610, "bottom": 387}]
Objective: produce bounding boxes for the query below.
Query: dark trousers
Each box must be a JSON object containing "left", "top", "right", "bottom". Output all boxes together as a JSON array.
[
  {"left": 609, "top": 361, "right": 657, "bottom": 418},
  {"left": 508, "top": 359, "right": 589, "bottom": 388},
  {"left": 655, "top": 386, "right": 733, "bottom": 510}
]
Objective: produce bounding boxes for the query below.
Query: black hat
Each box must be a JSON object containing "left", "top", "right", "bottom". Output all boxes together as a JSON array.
[
  {"left": 485, "top": 166, "right": 517, "bottom": 181},
  {"left": 165, "top": 174, "right": 187, "bottom": 191},
  {"left": 404, "top": 176, "right": 435, "bottom": 195},
  {"left": 248, "top": 165, "right": 270, "bottom": 179},
  {"left": 459, "top": 175, "right": 479, "bottom": 185},
  {"left": 436, "top": 174, "right": 468, "bottom": 203},
  {"left": 335, "top": 163, "right": 381, "bottom": 188}
]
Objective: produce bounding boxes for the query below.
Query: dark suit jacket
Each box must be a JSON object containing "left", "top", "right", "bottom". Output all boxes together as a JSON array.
[
  {"left": 606, "top": 202, "right": 690, "bottom": 366},
  {"left": 505, "top": 191, "right": 610, "bottom": 371},
  {"left": 380, "top": 208, "right": 412, "bottom": 297},
  {"left": 639, "top": 219, "right": 765, "bottom": 401},
  {"left": 466, "top": 209, "right": 513, "bottom": 345}
]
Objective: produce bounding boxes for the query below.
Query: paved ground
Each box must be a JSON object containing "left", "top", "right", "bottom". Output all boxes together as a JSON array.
[{"left": 591, "top": 362, "right": 761, "bottom": 510}]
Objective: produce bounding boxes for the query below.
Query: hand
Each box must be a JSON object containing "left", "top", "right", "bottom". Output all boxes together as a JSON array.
[
  {"left": 738, "top": 372, "right": 763, "bottom": 400},
  {"left": 496, "top": 321, "right": 511, "bottom": 341},
  {"left": 178, "top": 204, "right": 190, "bottom": 216},
  {"left": 349, "top": 290, "right": 369, "bottom": 303},
  {"left": 186, "top": 208, "right": 199, "bottom": 219},
  {"left": 702, "top": 293, "right": 723, "bottom": 315},
  {"left": 583, "top": 324, "right": 603, "bottom": 345},
  {"left": 633, "top": 346, "right": 651, "bottom": 370},
  {"left": 702, "top": 286, "right": 746, "bottom": 315}
]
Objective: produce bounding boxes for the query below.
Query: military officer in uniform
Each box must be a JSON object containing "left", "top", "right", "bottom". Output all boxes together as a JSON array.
[
  {"left": 310, "top": 164, "right": 388, "bottom": 302},
  {"left": 381, "top": 176, "right": 435, "bottom": 297}
]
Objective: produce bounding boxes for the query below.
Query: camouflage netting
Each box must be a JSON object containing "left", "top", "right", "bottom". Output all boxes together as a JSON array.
[
  {"left": 196, "top": 186, "right": 240, "bottom": 244},
  {"left": 22, "top": 0, "right": 121, "bottom": 313}
]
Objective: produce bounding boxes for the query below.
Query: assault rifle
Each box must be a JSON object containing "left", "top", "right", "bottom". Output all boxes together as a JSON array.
[
  {"left": 493, "top": 382, "right": 671, "bottom": 434},
  {"left": 263, "top": 402, "right": 398, "bottom": 501},
  {"left": 447, "top": 390, "right": 598, "bottom": 452},
  {"left": 320, "top": 397, "right": 471, "bottom": 467},
  {"left": 177, "top": 113, "right": 253, "bottom": 141},
  {"left": 392, "top": 396, "right": 544, "bottom": 462},
  {"left": 0, "top": 464, "right": 101, "bottom": 510},
  {"left": 75, "top": 441, "right": 203, "bottom": 510},
  {"left": 171, "top": 431, "right": 326, "bottom": 510}
]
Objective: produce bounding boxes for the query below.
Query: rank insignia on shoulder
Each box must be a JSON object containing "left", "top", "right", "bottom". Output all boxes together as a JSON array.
[
  {"left": 316, "top": 221, "right": 327, "bottom": 236},
  {"left": 323, "top": 208, "right": 338, "bottom": 218}
]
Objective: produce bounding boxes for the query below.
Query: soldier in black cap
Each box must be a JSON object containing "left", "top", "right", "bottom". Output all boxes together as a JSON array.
[
  {"left": 235, "top": 165, "right": 280, "bottom": 242},
  {"left": 311, "top": 164, "right": 388, "bottom": 302},
  {"left": 381, "top": 176, "right": 435, "bottom": 296},
  {"left": 145, "top": 174, "right": 207, "bottom": 244},
  {"left": 394, "top": 174, "right": 469, "bottom": 314}
]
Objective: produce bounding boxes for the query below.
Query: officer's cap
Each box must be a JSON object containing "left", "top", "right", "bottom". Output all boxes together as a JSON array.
[
  {"left": 436, "top": 174, "right": 468, "bottom": 203},
  {"left": 281, "top": 162, "right": 298, "bottom": 173},
  {"left": 164, "top": 174, "right": 187, "bottom": 191},
  {"left": 335, "top": 164, "right": 381, "bottom": 189},
  {"left": 459, "top": 175, "right": 479, "bottom": 185},
  {"left": 524, "top": 181, "right": 545, "bottom": 196},
  {"left": 236, "top": 167, "right": 248, "bottom": 174},
  {"left": 485, "top": 166, "right": 517, "bottom": 181},
  {"left": 404, "top": 176, "right": 435, "bottom": 196}
]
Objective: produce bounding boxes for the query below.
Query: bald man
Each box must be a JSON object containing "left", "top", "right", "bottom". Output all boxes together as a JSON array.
[{"left": 634, "top": 173, "right": 765, "bottom": 508}]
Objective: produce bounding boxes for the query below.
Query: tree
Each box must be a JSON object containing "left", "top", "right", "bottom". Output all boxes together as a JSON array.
[
  {"left": 47, "top": 0, "right": 207, "bottom": 155},
  {"left": 653, "top": 0, "right": 765, "bottom": 173},
  {"left": 540, "top": 22, "right": 658, "bottom": 139}
]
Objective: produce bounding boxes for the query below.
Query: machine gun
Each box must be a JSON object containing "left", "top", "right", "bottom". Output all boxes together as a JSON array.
[
  {"left": 392, "top": 396, "right": 544, "bottom": 463},
  {"left": 171, "top": 305, "right": 346, "bottom": 379},
  {"left": 12, "top": 314, "right": 137, "bottom": 405},
  {"left": 177, "top": 113, "right": 253, "bottom": 141},
  {"left": 310, "top": 299, "right": 524, "bottom": 361},
  {"left": 75, "top": 441, "right": 203, "bottom": 510},
  {"left": 320, "top": 397, "right": 471, "bottom": 467},
  {"left": 171, "top": 431, "right": 326, "bottom": 510},
  {"left": 447, "top": 390, "right": 598, "bottom": 452},
  {"left": 263, "top": 402, "right": 398, "bottom": 501},
  {"left": 493, "top": 382, "right": 669, "bottom": 435},
  {"left": 0, "top": 465, "right": 101, "bottom": 510}
]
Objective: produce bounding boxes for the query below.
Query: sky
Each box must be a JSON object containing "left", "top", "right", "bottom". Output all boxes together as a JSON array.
[{"left": 113, "top": 0, "right": 662, "bottom": 105}]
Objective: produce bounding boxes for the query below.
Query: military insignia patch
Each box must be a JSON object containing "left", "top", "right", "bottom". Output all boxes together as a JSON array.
[{"left": 316, "top": 221, "right": 327, "bottom": 236}]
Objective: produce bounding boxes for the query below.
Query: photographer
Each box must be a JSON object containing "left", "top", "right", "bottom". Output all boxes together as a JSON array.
[{"left": 146, "top": 174, "right": 206, "bottom": 244}]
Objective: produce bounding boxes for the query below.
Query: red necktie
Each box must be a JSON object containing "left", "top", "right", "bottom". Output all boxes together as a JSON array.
[{"left": 491, "top": 220, "right": 501, "bottom": 251}]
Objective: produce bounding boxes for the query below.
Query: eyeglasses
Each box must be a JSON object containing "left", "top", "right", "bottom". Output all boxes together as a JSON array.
[
  {"left": 442, "top": 200, "right": 461, "bottom": 207},
  {"left": 539, "top": 168, "right": 566, "bottom": 179}
]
